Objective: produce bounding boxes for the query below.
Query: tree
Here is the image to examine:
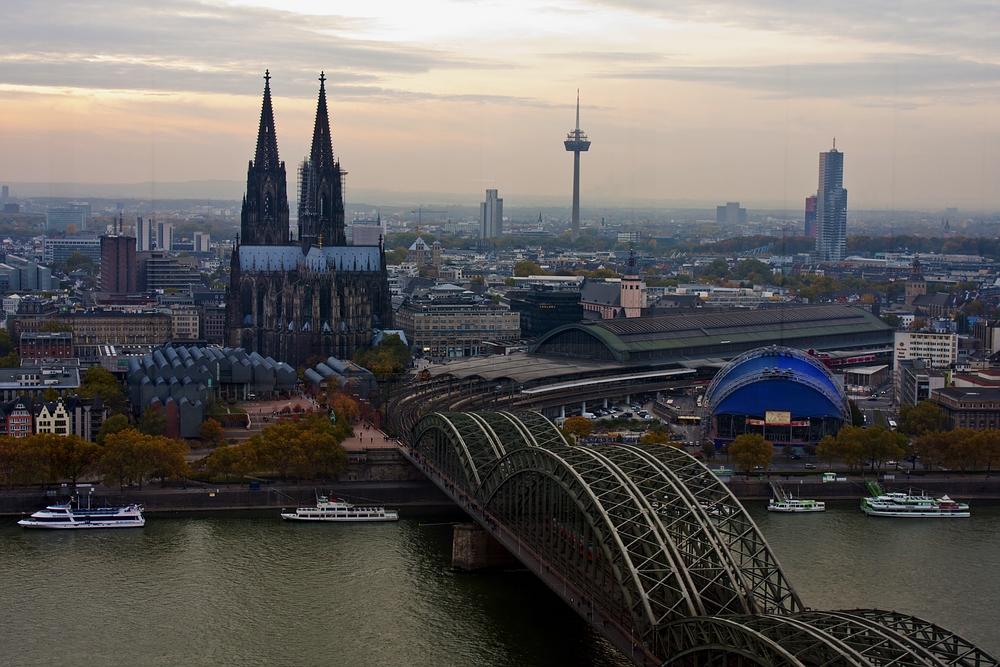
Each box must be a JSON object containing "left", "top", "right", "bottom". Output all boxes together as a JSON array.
[
  {"left": 912, "top": 430, "right": 951, "bottom": 471},
  {"left": 0, "top": 329, "right": 13, "bottom": 357},
  {"left": 802, "top": 444, "right": 816, "bottom": 461},
  {"left": 700, "top": 441, "right": 716, "bottom": 461},
  {"left": 974, "top": 430, "right": 1000, "bottom": 477},
  {"left": 849, "top": 401, "right": 865, "bottom": 427},
  {"left": 513, "top": 260, "right": 546, "bottom": 277},
  {"left": 65, "top": 251, "right": 94, "bottom": 272},
  {"left": 41, "top": 387, "right": 59, "bottom": 402},
  {"left": 205, "top": 443, "right": 238, "bottom": 485},
  {"left": 0, "top": 351, "right": 20, "bottom": 368},
  {"left": 199, "top": 418, "right": 225, "bottom": 447},
  {"left": 640, "top": 431, "right": 672, "bottom": 445},
  {"left": 330, "top": 393, "right": 359, "bottom": 422},
  {"left": 99, "top": 428, "right": 189, "bottom": 490},
  {"left": 899, "top": 400, "right": 944, "bottom": 438},
  {"left": 96, "top": 413, "right": 130, "bottom": 446},
  {"left": 881, "top": 313, "right": 901, "bottom": 328},
  {"left": 137, "top": 408, "right": 168, "bottom": 436},
  {"left": 727, "top": 434, "right": 774, "bottom": 474},
  {"left": 47, "top": 434, "right": 100, "bottom": 485},
  {"left": 79, "top": 366, "right": 128, "bottom": 415},
  {"left": 0, "top": 435, "right": 50, "bottom": 487},
  {"left": 860, "top": 426, "right": 907, "bottom": 471},
  {"left": 782, "top": 444, "right": 795, "bottom": 461},
  {"left": 563, "top": 416, "right": 592, "bottom": 440},
  {"left": 816, "top": 435, "right": 838, "bottom": 469}
]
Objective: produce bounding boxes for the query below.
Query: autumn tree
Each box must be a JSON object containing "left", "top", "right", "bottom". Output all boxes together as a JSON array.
[
  {"left": 99, "top": 428, "right": 188, "bottom": 490},
  {"left": 47, "top": 434, "right": 101, "bottom": 486},
  {"left": 96, "top": 413, "right": 130, "bottom": 446},
  {"left": 640, "top": 431, "right": 673, "bottom": 446},
  {"left": 137, "top": 408, "right": 168, "bottom": 436},
  {"left": 727, "top": 434, "right": 774, "bottom": 474},
  {"left": 899, "top": 400, "right": 944, "bottom": 438},
  {"left": 563, "top": 416, "right": 592, "bottom": 440},
  {"left": 79, "top": 365, "right": 128, "bottom": 415},
  {"left": 199, "top": 418, "right": 225, "bottom": 447}
]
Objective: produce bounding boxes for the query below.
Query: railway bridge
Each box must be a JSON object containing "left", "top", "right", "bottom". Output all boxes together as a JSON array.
[{"left": 400, "top": 410, "right": 997, "bottom": 667}]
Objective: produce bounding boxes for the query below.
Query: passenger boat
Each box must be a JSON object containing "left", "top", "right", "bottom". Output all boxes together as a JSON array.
[
  {"left": 861, "top": 481, "right": 970, "bottom": 518},
  {"left": 18, "top": 497, "right": 145, "bottom": 529},
  {"left": 767, "top": 483, "right": 825, "bottom": 513},
  {"left": 280, "top": 495, "right": 398, "bottom": 522}
]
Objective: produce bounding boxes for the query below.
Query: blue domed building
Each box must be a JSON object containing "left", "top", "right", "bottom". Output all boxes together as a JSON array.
[{"left": 705, "top": 346, "right": 851, "bottom": 447}]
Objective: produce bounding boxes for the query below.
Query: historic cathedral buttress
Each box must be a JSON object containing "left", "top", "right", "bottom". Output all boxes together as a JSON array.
[{"left": 226, "top": 72, "right": 392, "bottom": 367}]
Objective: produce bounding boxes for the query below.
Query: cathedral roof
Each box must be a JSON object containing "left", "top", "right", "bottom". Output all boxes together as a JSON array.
[
  {"left": 238, "top": 245, "right": 381, "bottom": 273},
  {"left": 254, "top": 71, "right": 281, "bottom": 171}
]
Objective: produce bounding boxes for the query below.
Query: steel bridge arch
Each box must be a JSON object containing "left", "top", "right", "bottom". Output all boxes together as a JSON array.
[{"left": 409, "top": 411, "right": 999, "bottom": 667}]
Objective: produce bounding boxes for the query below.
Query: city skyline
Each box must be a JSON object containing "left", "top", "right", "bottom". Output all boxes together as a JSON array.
[{"left": 1, "top": 1, "right": 998, "bottom": 210}]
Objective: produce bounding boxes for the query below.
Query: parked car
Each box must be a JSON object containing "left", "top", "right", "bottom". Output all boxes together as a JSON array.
[{"left": 804, "top": 463, "right": 817, "bottom": 469}]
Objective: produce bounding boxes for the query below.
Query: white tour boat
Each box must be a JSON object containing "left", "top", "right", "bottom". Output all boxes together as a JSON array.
[
  {"left": 281, "top": 495, "right": 399, "bottom": 522},
  {"left": 18, "top": 497, "right": 145, "bottom": 529},
  {"left": 861, "top": 482, "right": 969, "bottom": 518},
  {"left": 767, "top": 483, "right": 825, "bottom": 513}
]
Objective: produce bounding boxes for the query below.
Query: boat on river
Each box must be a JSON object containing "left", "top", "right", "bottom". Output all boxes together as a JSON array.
[
  {"left": 861, "top": 481, "right": 969, "bottom": 518},
  {"left": 281, "top": 495, "right": 398, "bottom": 522},
  {"left": 18, "top": 497, "right": 145, "bottom": 529},
  {"left": 767, "top": 483, "right": 825, "bottom": 513}
]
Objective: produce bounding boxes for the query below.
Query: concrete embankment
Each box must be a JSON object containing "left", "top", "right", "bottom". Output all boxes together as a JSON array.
[{"left": 0, "top": 480, "right": 456, "bottom": 517}]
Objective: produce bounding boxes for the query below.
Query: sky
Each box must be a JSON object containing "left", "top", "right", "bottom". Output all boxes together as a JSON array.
[{"left": 1, "top": 0, "right": 998, "bottom": 210}]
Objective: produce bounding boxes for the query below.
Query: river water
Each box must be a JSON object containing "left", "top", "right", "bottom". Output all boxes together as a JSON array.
[{"left": 1, "top": 502, "right": 997, "bottom": 666}]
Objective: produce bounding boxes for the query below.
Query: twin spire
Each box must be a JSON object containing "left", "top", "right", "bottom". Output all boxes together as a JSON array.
[{"left": 252, "top": 70, "right": 335, "bottom": 172}]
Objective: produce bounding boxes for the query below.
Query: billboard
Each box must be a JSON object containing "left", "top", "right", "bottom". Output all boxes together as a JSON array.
[{"left": 765, "top": 411, "right": 792, "bottom": 426}]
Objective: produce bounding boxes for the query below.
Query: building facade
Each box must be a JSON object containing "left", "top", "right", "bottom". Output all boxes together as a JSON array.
[
  {"left": 43, "top": 236, "right": 102, "bottom": 265},
  {"left": 100, "top": 233, "right": 138, "bottom": 294},
  {"left": 894, "top": 331, "right": 957, "bottom": 369},
  {"left": 9, "top": 311, "right": 174, "bottom": 360},
  {"left": 396, "top": 296, "right": 520, "bottom": 358},
  {"left": 895, "top": 359, "right": 947, "bottom": 406},
  {"left": 225, "top": 73, "right": 392, "bottom": 366},
  {"left": 804, "top": 195, "right": 817, "bottom": 238},
  {"left": 932, "top": 387, "right": 1000, "bottom": 431},
  {"left": 19, "top": 331, "right": 74, "bottom": 359},
  {"left": 815, "top": 144, "right": 848, "bottom": 262}
]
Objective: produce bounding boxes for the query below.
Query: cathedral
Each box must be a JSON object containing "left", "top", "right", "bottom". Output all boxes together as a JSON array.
[{"left": 226, "top": 72, "right": 392, "bottom": 367}]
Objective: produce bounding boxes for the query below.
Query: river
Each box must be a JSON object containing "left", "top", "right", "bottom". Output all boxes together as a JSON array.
[{"left": 1, "top": 502, "right": 997, "bottom": 666}]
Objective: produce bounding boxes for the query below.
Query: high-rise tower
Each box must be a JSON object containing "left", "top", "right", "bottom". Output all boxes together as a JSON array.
[
  {"left": 564, "top": 91, "right": 590, "bottom": 242},
  {"left": 814, "top": 141, "right": 848, "bottom": 262},
  {"left": 480, "top": 189, "right": 503, "bottom": 238},
  {"left": 298, "top": 72, "right": 347, "bottom": 252},
  {"left": 240, "top": 71, "right": 290, "bottom": 246}
]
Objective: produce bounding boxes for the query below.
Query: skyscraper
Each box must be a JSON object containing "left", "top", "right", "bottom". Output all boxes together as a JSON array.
[
  {"left": 136, "top": 217, "right": 154, "bottom": 251},
  {"left": 564, "top": 91, "right": 590, "bottom": 241},
  {"left": 480, "top": 189, "right": 503, "bottom": 238},
  {"left": 100, "top": 217, "right": 137, "bottom": 295},
  {"left": 814, "top": 142, "right": 848, "bottom": 262},
  {"left": 716, "top": 202, "right": 747, "bottom": 226},
  {"left": 804, "top": 196, "right": 817, "bottom": 238},
  {"left": 155, "top": 220, "right": 173, "bottom": 251}
]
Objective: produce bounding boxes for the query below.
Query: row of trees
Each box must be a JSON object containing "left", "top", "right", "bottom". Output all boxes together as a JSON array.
[
  {"left": 816, "top": 425, "right": 909, "bottom": 471},
  {"left": 912, "top": 429, "right": 1000, "bottom": 473},
  {"left": 202, "top": 411, "right": 352, "bottom": 484},
  {"left": 0, "top": 429, "right": 188, "bottom": 489}
]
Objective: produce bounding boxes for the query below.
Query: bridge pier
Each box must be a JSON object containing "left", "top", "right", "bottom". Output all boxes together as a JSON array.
[
  {"left": 451, "top": 523, "right": 518, "bottom": 572},
  {"left": 581, "top": 400, "right": 586, "bottom": 414},
  {"left": 559, "top": 405, "right": 565, "bottom": 419}
]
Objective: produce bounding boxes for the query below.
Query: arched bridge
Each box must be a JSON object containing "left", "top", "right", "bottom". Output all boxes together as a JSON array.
[{"left": 401, "top": 410, "right": 998, "bottom": 667}]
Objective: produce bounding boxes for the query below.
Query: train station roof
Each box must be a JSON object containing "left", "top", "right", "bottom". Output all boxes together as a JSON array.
[{"left": 530, "top": 305, "right": 892, "bottom": 364}]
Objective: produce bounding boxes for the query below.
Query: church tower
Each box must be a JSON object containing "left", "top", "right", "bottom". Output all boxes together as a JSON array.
[
  {"left": 299, "top": 73, "right": 346, "bottom": 251},
  {"left": 240, "top": 71, "right": 290, "bottom": 246},
  {"left": 620, "top": 250, "right": 645, "bottom": 318},
  {"left": 905, "top": 254, "right": 926, "bottom": 305}
]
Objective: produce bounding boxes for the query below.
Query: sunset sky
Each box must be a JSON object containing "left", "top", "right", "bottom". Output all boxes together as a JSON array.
[{"left": 1, "top": 0, "right": 998, "bottom": 209}]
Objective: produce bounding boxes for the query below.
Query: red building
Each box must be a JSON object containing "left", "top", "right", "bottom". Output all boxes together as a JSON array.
[
  {"left": 0, "top": 396, "right": 33, "bottom": 437},
  {"left": 19, "top": 331, "right": 74, "bottom": 359},
  {"left": 100, "top": 233, "right": 138, "bottom": 294}
]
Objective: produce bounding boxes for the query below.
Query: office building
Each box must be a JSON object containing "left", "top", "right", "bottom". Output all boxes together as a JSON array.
[
  {"left": 100, "top": 233, "right": 138, "bottom": 294},
  {"left": 894, "top": 330, "right": 957, "bottom": 369},
  {"left": 1, "top": 186, "right": 8, "bottom": 201},
  {"left": 201, "top": 304, "right": 227, "bottom": 345},
  {"left": 170, "top": 307, "right": 201, "bottom": 340},
  {"left": 894, "top": 359, "right": 947, "bottom": 406},
  {"left": 0, "top": 256, "right": 60, "bottom": 292},
  {"left": 506, "top": 285, "right": 583, "bottom": 338},
  {"left": 932, "top": 387, "right": 1000, "bottom": 431},
  {"left": 193, "top": 231, "right": 211, "bottom": 253},
  {"left": 481, "top": 189, "right": 503, "bottom": 238},
  {"left": 155, "top": 220, "right": 173, "bottom": 251},
  {"left": 716, "top": 202, "right": 747, "bottom": 226},
  {"left": 804, "top": 195, "right": 817, "bottom": 238},
  {"left": 814, "top": 142, "right": 848, "bottom": 262},
  {"left": 136, "top": 217, "right": 154, "bottom": 251},
  {"left": 396, "top": 287, "right": 520, "bottom": 358},
  {"left": 43, "top": 235, "right": 102, "bottom": 266},
  {"left": 46, "top": 206, "right": 89, "bottom": 233},
  {"left": 19, "top": 331, "right": 74, "bottom": 359}
]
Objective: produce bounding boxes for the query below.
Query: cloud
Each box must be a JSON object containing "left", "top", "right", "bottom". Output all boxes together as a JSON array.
[
  {"left": 0, "top": 0, "right": 476, "bottom": 96},
  {"left": 586, "top": 0, "right": 1000, "bottom": 57},
  {"left": 601, "top": 55, "right": 1000, "bottom": 103}
]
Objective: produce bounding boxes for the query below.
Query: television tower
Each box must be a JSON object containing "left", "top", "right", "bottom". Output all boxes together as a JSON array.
[{"left": 564, "top": 90, "right": 590, "bottom": 241}]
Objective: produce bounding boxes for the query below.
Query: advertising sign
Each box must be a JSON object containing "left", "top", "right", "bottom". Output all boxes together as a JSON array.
[{"left": 765, "top": 411, "right": 792, "bottom": 426}]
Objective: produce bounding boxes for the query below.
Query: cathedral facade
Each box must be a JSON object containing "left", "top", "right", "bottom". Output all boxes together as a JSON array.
[{"left": 226, "top": 72, "right": 392, "bottom": 367}]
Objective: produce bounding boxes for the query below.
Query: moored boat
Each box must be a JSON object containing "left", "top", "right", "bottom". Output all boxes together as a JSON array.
[
  {"left": 861, "top": 481, "right": 969, "bottom": 518},
  {"left": 767, "top": 483, "right": 825, "bottom": 513},
  {"left": 281, "top": 494, "right": 398, "bottom": 522},
  {"left": 18, "top": 497, "right": 145, "bottom": 529}
]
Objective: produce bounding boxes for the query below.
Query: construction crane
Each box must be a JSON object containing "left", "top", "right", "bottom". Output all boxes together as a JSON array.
[{"left": 411, "top": 207, "right": 444, "bottom": 232}]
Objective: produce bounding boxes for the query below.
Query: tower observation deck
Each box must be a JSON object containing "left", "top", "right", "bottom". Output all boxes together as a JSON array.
[{"left": 564, "top": 91, "right": 590, "bottom": 242}]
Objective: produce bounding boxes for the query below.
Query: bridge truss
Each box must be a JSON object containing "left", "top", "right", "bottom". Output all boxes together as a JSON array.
[{"left": 408, "top": 410, "right": 998, "bottom": 667}]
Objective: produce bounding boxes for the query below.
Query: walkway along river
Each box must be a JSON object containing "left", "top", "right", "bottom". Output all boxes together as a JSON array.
[{"left": 0, "top": 501, "right": 997, "bottom": 666}]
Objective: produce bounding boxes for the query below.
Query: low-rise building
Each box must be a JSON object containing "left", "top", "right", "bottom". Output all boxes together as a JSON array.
[
  {"left": 19, "top": 331, "right": 74, "bottom": 359},
  {"left": 932, "top": 387, "right": 1000, "bottom": 431},
  {"left": 396, "top": 287, "right": 520, "bottom": 358},
  {"left": 18, "top": 310, "right": 174, "bottom": 360},
  {"left": 0, "top": 396, "right": 33, "bottom": 437},
  {"left": 33, "top": 395, "right": 106, "bottom": 441},
  {"left": 895, "top": 359, "right": 948, "bottom": 406},
  {"left": 171, "top": 307, "right": 201, "bottom": 340}
]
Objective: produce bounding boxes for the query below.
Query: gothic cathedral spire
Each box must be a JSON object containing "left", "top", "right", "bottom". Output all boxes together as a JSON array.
[
  {"left": 299, "top": 72, "right": 346, "bottom": 251},
  {"left": 241, "top": 70, "right": 290, "bottom": 246}
]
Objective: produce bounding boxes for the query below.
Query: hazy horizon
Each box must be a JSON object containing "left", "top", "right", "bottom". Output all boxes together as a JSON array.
[{"left": 2, "top": 1, "right": 998, "bottom": 210}]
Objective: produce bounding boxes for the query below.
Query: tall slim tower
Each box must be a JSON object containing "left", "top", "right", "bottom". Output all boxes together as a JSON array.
[
  {"left": 564, "top": 91, "right": 590, "bottom": 242},
  {"left": 480, "top": 189, "right": 503, "bottom": 238},
  {"left": 814, "top": 140, "right": 848, "bottom": 262},
  {"left": 240, "top": 70, "right": 290, "bottom": 246}
]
